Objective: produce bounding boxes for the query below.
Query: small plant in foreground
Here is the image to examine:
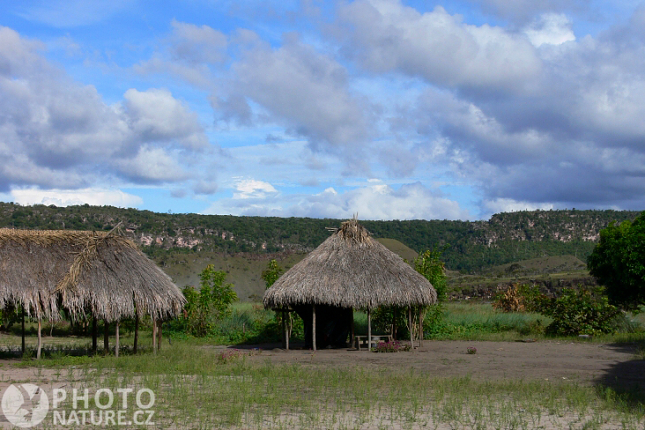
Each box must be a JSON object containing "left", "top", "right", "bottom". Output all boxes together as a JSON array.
[
  {"left": 372, "top": 340, "right": 411, "bottom": 353},
  {"left": 466, "top": 346, "right": 477, "bottom": 354}
]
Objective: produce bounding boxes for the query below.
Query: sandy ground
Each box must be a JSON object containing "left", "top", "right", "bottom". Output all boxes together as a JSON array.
[
  {"left": 0, "top": 340, "right": 643, "bottom": 429},
  {"left": 235, "top": 340, "right": 645, "bottom": 388}
]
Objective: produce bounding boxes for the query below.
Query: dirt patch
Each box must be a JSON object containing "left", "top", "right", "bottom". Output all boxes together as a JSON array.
[{"left": 236, "top": 340, "right": 645, "bottom": 387}]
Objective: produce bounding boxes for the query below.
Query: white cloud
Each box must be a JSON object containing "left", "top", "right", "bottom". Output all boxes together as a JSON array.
[
  {"left": 337, "top": 0, "right": 541, "bottom": 93},
  {"left": 12, "top": 187, "right": 143, "bottom": 208},
  {"left": 232, "top": 179, "right": 278, "bottom": 199},
  {"left": 483, "top": 198, "right": 555, "bottom": 215},
  {"left": 219, "top": 34, "right": 371, "bottom": 157},
  {"left": 169, "top": 20, "right": 228, "bottom": 64},
  {"left": 203, "top": 182, "right": 470, "bottom": 220},
  {"left": 123, "top": 88, "right": 208, "bottom": 149},
  {"left": 116, "top": 146, "right": 187, "bottom": 183},
  {"left": 466, "top": 0, "right": 585, "bottom": 24},
  {"left": 0, "top": 27, "right": 211, "bottom": 191},
  {"left": 524, "top": 13, "right": 576, "bottom": 47}
]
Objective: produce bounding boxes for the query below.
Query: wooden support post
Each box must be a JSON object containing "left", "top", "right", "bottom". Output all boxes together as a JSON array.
[
  {"left": 281, "top": 311, "right": 286, "bottom": 349},
  {"left": 21, "top": 308, "right": 25, "bottom": 357},
  {"left": 104, "top": 320, "right": 109, "bottom": 354},
  {"left": 152, "top": 318, "right": 157, "bottom": 354},
  {"left": 115, "top": 321, "right": 120, "bottom": 357},
  {"left": 282, "top": 311, "right": 289, "bottom": 350},
  {"left": 418, "top": 307, "right": 424, "bottom": 348},
  {"left": 133, "top": 314, "right": 139, "bottom": 354},
  {"left": 157, "top": 320, "right": 162, "bottom": 352},
  {"left": 312, "top": 305, "right": 316, "bottom": 351},
  {"left": 36, "top": 319, "right": 42, "bottom": 360},
  {"left": 92, "top": 317, "right": 98, "bottom": 355},
  {"left": 409, "top": 306, "right": 414, "bottom": 352},
  {"left": 350, "top": 307, "right": 355, "bottom": 348},
  {"left": 392, "top": 308, "right": 397, "bottom": 340},
  {"left": 367, "top": 308, "right": 372, "bottom": 351}
]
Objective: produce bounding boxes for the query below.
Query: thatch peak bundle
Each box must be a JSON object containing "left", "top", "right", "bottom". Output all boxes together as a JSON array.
[
  {"left": 264, "top": 219, "right": 437, "bottom": 310},
  {"left": 334, "top": 218, "right": 371, "bottom": 244},
  {"left": 0, "top": 228, "right": 185, "bottom": 322}
]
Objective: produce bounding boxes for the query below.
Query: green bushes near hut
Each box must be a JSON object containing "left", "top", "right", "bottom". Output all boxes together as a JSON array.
[{"left": 177, "top": 265, "right": 238, "bottom": 337}]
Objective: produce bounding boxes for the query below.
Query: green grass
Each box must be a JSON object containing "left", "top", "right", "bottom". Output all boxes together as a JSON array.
[
  {"left": 3, "top": 302, "right": 645, "bottom": 428},
  {"left": 5, "top": 302, "right": 643, "bottom": 356},
  {"left": 4, "top": 340, "right": 642, "bottom": 429}
]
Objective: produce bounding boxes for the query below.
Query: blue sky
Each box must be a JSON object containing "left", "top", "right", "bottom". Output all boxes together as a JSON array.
[{"left": 1, "top": 0, "right": 645, "bottom": 220}]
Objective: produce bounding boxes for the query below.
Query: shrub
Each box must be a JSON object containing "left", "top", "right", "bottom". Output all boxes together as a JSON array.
[
  {"left": 493, "top": 284, "right": 526, "bottom": 312},
  {"left": 180, "top": 265, "right": 238, "bottom": 337},
  {"left": 493, "top": 284, "right": 548, "bottom": 313},
  {"left": 541, "top": 287, "right": 621, "bottom": 336}
]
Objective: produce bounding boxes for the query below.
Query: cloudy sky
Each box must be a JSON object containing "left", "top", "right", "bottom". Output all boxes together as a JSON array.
[{"left": 1, "top": 0, "right": 644, "bottom": 220}]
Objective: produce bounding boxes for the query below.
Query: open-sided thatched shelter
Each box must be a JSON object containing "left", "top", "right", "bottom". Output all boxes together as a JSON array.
[
  {"left": 0, "top": 228, "right": 185, "bottom": 357},
  {"left": 264, "top": 218, "right": 437, "bottom": 350}
]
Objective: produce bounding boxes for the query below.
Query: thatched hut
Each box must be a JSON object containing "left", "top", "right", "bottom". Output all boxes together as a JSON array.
[
  {"left": 264, "top": 219, "right": 437, "bottom": 350},
  {"left": 0, "top": 228, "right": 185, "bottom": 357}
]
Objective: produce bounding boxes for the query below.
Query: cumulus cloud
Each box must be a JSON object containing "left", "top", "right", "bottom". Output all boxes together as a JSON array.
[
  {"left": 483, "top": 198, "right": 555, "bottom": 215},
  {"left": 12, "top": 187, "right": 143, "bottom": 208},
  {"left": 465, "top": 0, "right": 586, "bottom": 24},
  {"left": 123, "top": 88, "right": 208, "bottom": 149},
  {"left": 134, "top": 20, "right": 227, "bottom": 88},
  {"left": 0, "top": 26, "right": 211, "bottom": 192},
  {"left": 116, "top": 146, "right": 187, "bottom": 183},
  {"left": 218, "top": 33, "right": 371, "bottom": 157},
  {"left": 524, "top": 13, "right": 576, "bottom": 47},
  {"left": 399, "top": 5, "right": 645, "bottom": 213},
  {"left": 169, "top": 20, "right": 228, "bottom": 64},
  {"left": 336, "top": 0, "right": 541, "bottom": 94},
  {"left": 203, "top": 182, "right": 470, "bottom": 220},
  {"left": 232, "top": 179, "right": 278, "bottom": 199}
]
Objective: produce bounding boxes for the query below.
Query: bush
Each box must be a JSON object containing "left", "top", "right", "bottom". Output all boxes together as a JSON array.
[
  {"left": 493, "top": 284, "right": 548, "bottom": 313},
  {"left": 180, "top": 265, "right": 238, "bottom": 337},
  {"left": 541, "top": 287, "right": 620, "bottom": 336}
]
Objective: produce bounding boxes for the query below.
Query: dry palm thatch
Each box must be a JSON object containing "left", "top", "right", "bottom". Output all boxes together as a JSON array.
[
  {"left": 0, "top": 228, "right": 185, "bottom": 322},
  {"left": 263, "top": 219, "right": 437, "bottom": 310}
]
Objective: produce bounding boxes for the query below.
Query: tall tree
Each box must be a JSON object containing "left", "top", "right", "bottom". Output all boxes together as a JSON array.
[{"left": 587, "top": 212, "right": 645, "bottom": 310}]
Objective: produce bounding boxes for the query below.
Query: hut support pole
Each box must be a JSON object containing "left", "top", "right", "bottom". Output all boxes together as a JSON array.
[
  {"left": 152, "top": 318, "right": 157, "bottom": 354},
  {"left": 350, "top": 308, "right": 355, "bottom": 348},
  {"left": 21, "top": 308, "right": 25, "bottom": 357},
  {"left": 312, "top": 305, "right": 316, "bottom": 351},
  {"left": 133, "top": 315, "right": 139, "bottom": 354},
  {"left": 36, "top": 319, "right": 42, "bottom": 360},
  {"left": 409, "top": 307, "right": 414, "bottom": 352},
  {"left": 104, "top": 320, "right": 109, "bottom": 354},
  {"left": 92, "top": 317, "right": 98, "bottom": 355},
  {"left": 115, "top": 321, "right": 120, "bottom": 358},
  {"left": 418, "top": 307, "right": 424, "bottom": 348},
  {"left": 157, "top": 320, "right": 162, "bottom": 352},
  {"left": 282, "top": 311, "right": 289, "bottom": 350},
  {"left": 367, "top": 308, "right": 372, "bottom": 351}
]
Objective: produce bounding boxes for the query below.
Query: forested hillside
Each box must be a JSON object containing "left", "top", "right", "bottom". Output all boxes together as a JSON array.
[{"left": 0, "top": 202, "right": 639, "bottom": 272}]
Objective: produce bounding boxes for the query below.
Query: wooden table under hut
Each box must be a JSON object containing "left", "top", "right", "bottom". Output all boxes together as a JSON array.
[
  {"left": 263, "top": 218, "right": 437, "bottom": 351},
  {"left": 0, "top": 228, "right": 186, "bottom": 358}
]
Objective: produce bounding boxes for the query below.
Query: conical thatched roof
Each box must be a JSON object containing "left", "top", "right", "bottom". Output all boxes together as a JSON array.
[
  {"left": 0, "top": 229, "right": 185, "bottom": 322},
  {"left": 263, "top": 219, "right": 437, "bottom": 309}
]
